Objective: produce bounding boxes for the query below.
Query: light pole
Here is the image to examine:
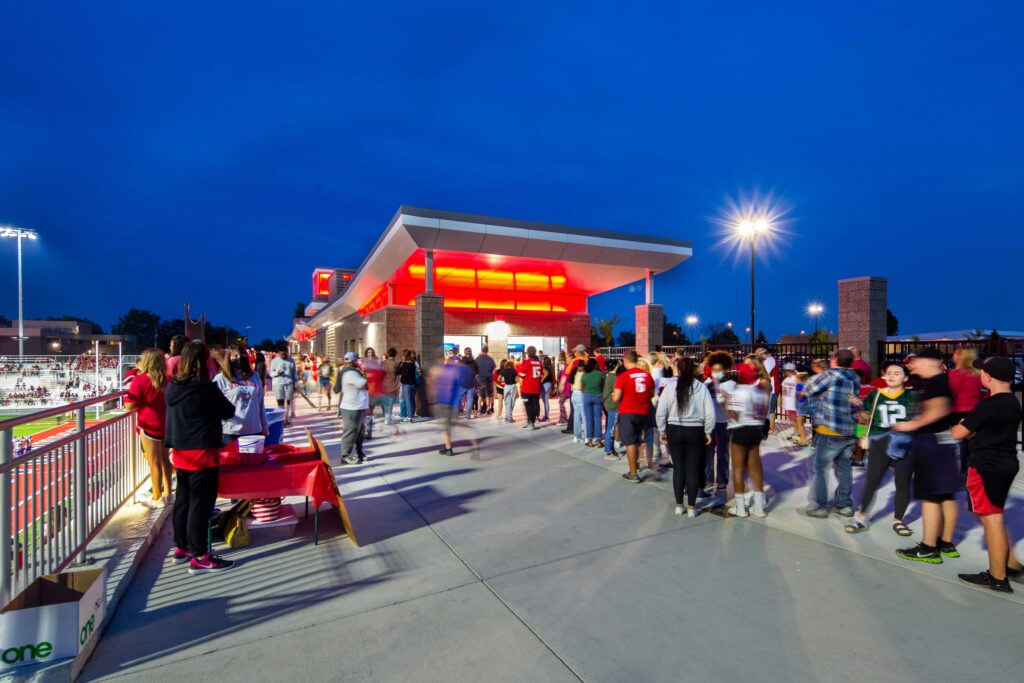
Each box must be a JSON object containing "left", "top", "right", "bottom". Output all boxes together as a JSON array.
[
  {"left": 806, "top": 303, "right": 824, "bottom": 333},
  {"left": 1, "top": 227, "right": 39, "bottom": 360},
  {"left": 735, "top": 216, "right": 771, "bottom": 349}
]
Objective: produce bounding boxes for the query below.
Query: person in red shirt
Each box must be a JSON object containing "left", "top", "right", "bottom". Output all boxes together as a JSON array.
[
  {"left": 125, "top": 348, "right": 172, "bottom": 508},
  {"left": 949, "top": 347, "right": 984, "bottom": 475},
  {"left": 613, "top": 350, "right": 655, "bottom": 482},
  {"left": 849, "top": 346, "right": 873, "bottom": 385},
  {"left": 594, "top": 350, "right": 607, "bottom": 372},
  {"left": 517, "top": 346, "right": 544, "bottom": 430}
]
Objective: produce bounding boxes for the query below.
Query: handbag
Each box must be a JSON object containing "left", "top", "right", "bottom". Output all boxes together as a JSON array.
[
  {"left": 857, "top": 391, "right": 882, "bottom": 450},
  {"left": 211, "top": 499, "right": 253, "bottom": 548}
]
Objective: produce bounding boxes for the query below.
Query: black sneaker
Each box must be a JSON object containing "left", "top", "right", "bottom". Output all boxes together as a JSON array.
[
  {"left": 437, "top": 448, "right": 455, "bottom": 456},
  {"left": 896, "top": 543, "right": 942, "bottom": 564},
  {"left": 938, "top": 540, "right": 960, "bottom": 558},
  {"left": 958, "top": 570, "right": 1013, "bottom": 594},
  {"left": 560, "top": 428, "right": 573, "bottom": 435}
]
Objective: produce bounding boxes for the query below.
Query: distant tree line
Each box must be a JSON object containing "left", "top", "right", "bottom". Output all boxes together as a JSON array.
[{"left": 111, "top": 308, "right": 272, "bottom": 353}]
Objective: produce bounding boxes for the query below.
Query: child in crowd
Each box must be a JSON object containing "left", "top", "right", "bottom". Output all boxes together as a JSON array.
[
  {"left": 792, "top": 369, "right": 814, "bottom": 447},
  {"left": 780, "top": 362, "right": 798, "bottom": 435}
]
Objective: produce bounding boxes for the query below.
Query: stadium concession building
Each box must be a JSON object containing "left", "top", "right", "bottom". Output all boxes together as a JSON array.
[{"left": 300, "top": 207, "right": 692, "bottom": 362}]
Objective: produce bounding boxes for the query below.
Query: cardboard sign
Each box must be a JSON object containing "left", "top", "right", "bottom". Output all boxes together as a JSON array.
[{"left": 0, "top": 568, "right": 106, "bottom": 670}]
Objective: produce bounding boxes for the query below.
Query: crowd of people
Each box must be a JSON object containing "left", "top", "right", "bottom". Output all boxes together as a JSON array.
[
  {"left": 120, "top": 335, "right": 277, "bottom": 577},
  {"left": 303, "top": 341, "right": 1021, "bottom": 596}
]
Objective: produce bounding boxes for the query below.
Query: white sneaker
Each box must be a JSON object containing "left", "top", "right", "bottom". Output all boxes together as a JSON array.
[
  {"left": 743, "top": 490, "right": 755, "bottom": 506},
  {"left": 751, "top": 491, "right": 767, "bottom": 518},
  {"left": 675, "top": 506, "right": 684, "bottom": 516},
  {"left": 728, "top": 503, "right": 749, "bottom": 518},
  {"left": 687, "top": 508, "right": 698, "bottom": 519},
  {"left": 572, "top": 436, "right": 582, "bottom": 443}
]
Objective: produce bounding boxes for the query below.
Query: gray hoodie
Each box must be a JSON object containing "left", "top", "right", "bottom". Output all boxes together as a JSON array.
[{"left": 655, "top": 377, "right": 716, "bottom": 434}]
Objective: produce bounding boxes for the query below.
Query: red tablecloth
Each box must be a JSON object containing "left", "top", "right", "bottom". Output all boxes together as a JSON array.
[{"left": 217, "top": 449, "right": 337, "bottom": 510}]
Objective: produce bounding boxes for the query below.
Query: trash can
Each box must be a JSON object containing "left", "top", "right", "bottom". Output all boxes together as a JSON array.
[{"left": 265, "top": 408, "right": 286, "bottom": 446}]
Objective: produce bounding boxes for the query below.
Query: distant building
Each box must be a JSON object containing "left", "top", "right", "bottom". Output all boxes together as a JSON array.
[{"left": 0, "top": 320, "right": 129, "bottom": 356}]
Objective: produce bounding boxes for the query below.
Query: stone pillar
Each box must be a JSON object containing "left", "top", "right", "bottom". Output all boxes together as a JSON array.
[
  {"left": 838, "top": 276, "right": 887, "bottom": 373},
  {"left": 635, "top": 304, "right": 664, "bottom": 357},
  {"left": 416, "top": 293, "right": 445, "bottom": 363}
]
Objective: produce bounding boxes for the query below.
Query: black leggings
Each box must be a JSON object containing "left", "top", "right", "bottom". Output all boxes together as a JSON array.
[
  {"left": 173, "top": 466, "right": 219, "bottom": 556},
  {"left": 859, "top": 435, "right": 913, "bottom": 520},
  {"left": 665, "top": 424, "right": 707, "bottom": 506},
  {"left": 523, "top": 393, "right": 540, "bottom": 423}
]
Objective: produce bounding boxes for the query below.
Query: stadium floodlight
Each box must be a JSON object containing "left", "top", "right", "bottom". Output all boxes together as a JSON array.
[{"left": 1, "top": 227, "right": 40, "bottom": 358}]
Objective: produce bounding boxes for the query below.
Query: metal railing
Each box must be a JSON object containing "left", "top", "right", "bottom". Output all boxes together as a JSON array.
[
  {"left": 599, "top": 342, "right": 839, "bottom": 368},
  {"left": 0, "top": 391, "right": 143, "bottom": 604}
]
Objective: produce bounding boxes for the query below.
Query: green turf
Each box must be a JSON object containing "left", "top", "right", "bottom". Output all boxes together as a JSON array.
[{"left": 10, "top": 410, "right": 121, "bottom": 438}]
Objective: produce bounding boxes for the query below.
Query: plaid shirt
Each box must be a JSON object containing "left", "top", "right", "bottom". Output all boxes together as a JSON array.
[{"left": 803, "top": 367, "right": 861, "bottom": 436}]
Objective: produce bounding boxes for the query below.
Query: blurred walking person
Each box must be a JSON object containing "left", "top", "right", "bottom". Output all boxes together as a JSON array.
[
  {"left": 430, "top": 355, "right": 463, "bottom": 455},
  {"left": 338, "top": 352, "right": 369, "bottom": 464}
]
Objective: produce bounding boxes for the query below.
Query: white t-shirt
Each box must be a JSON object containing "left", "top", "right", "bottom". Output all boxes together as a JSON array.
[
  {"left": 726, "top": 383, "right": 769, "bottom": 428},
  {"left": 781, "top": 375, "right": 797, "bottom": 412},
  {"left": 339, "top": 367, "right": 369, "bottom": 411}
]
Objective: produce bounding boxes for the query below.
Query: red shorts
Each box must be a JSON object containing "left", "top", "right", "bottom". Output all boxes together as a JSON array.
[{"left": 966, "top": 467, "right": 1014, "bottom": 515}]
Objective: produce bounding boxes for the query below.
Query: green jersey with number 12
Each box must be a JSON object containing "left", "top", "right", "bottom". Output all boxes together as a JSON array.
[{"left": 866, "top": 388, "right": 914, "bottom": 435}]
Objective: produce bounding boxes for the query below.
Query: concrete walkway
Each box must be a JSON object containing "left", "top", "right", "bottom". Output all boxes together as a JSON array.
[{"left": 82, "top": 398, "right": 1023, "bottom": 682}]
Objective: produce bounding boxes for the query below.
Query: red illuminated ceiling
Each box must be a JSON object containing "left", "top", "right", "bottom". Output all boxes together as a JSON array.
[{"left": 358, "top": 250, "right": 589, "bottom": 315}]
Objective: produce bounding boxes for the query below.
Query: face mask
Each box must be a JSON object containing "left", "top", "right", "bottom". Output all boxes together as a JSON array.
[
  {"left": 712, "top": 372, "right": 724, "bottom": 381},
  {"left": 230, "top": 358, "right": 245, "bottom": 370}
]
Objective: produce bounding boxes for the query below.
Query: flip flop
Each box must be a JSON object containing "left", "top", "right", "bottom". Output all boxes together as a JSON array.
[{"left": 892, "top": 521, "right": 912, "bottom": 537}]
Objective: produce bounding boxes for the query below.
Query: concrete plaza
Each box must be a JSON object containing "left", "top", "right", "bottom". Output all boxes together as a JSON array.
[{"left": 82, "top": 396, "right": 1023, "bottom": 682}]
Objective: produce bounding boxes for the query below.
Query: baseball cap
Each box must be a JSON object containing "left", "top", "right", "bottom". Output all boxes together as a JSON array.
[
  {"left": 573, "top": 344, "right": 587, "bottom": 353},
  {"left": 973, "top": 356, "right": 1015, "bottom": 382},
  {"left": 783, "top": 363, "right": 796, "bottom": 371},
  {"left": 343, "top": 352, "right": 359, "bottom": 362},
  {"left": 915, "top": 347, "right": 943, "bottom": 360}
]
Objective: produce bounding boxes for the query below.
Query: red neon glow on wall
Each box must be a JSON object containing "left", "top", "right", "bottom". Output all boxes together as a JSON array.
[
  {"left": 359, "top": 283, "right": 389, "bottom": 316},
  {"left": 387, "top": 252, "right": 587, "bottom": 314},
  {"left": 313, "top": 271, "right": 333, "bottom": 298}
]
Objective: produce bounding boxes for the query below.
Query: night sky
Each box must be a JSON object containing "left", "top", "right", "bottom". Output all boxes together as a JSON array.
[{"left": 2, "top": 2, "right": 1022, "bottom": 343}]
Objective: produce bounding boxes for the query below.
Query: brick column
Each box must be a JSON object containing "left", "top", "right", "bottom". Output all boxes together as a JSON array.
[
  {"left": 838, "top": 276, "right": 887, "bottom": 373},
  {"left": 635, "top": 304, "right": 663, "bottom": 357},
  {"left": 416, "top": 293, "right": 445, "bottom": 363}
]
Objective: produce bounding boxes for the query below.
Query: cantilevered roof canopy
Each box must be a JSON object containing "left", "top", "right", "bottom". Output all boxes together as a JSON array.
[{"left": 310, "top": 206, "right": 692, "bottom": 327}]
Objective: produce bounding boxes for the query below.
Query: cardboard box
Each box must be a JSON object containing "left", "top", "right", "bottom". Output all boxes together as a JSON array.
[{"left": 0, "top": 568, "right": 106, "bottom": 672}]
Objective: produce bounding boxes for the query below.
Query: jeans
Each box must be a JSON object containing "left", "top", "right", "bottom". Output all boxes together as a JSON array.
[
  {"left": 583, "top": 393, "right": 603, "bottom": 440},
  {"left": 571, "top": 390, "right": 585, "bottom": 438},
  {"left": 503, "top": 384, "right": 518, "bottom": 420},
  {"left": 603, "top": 408, "right": 618, "bottom": 453},
  {"left": 400, "top": 384, "right": 416, "bottom": 419},
  {"left": 666, "top": 424, "right": 707, "bottom": 506},
  {"left": 173, "top": 466, "right": 218, "bottom": 556},
  {"left": 808, "top": 434, "right": 855, "bottom": 510},
  {"left": 541, "top": 382, "right": 551, "bottom": 419},
  {"left": 705, "top": 422, "right": 730, "bottom": 486},
  {"left": 340, "top": 408, "right": 366, "bottom": 459},
  {"left": 458, "top": 386, "right": 476, "bottom": 415}
]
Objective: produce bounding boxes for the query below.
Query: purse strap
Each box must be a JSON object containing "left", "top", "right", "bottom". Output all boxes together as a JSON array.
[{"left": 863, "top": 390, "right": 883, "bottom": 434}]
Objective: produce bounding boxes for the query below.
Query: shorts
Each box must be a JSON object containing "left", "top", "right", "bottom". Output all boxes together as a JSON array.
[
  {"left": 273, "top": 383, "right": 294, "bottom": 402},
  {"left": 729, "top": 425, "right": 763, "bottom": 446},
  {"left": 478, "top": 380, "right": 494, "bottom": 396},
  {"left": 797, "top": 401, "right": 813, "bottom": 418},
  {"left": 966, "top": 467, "right": 1017, "bottom": 515},
  {"left": 496, "top": 386, "right": 504, "bottom": 396},
  {"left": 319, "top": 378, "right": 332, "bottom": 388},
  {"left": 617, "top": 413, "right": 648, "bottom": 446},
  {"left": 911, "top": 432, "right": 961, "bottom": 502},
  {"left": 432, "top": 403, "right": 456, "bottom": 437},
  {"left": 141, "top": 430, "right": 164, "bottom": 443}
]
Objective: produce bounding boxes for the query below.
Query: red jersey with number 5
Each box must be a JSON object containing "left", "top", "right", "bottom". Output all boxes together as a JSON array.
[
  {"left": 614, "top": 368, "right": 654, "bottom": 415},
  {"left": 517, "top": 358, "right": 544, "bottom": 394}
]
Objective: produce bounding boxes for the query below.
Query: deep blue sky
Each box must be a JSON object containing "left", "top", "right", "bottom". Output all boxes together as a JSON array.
[{"left": 2, "top": 2, "right": 1022, "bottom": 343}]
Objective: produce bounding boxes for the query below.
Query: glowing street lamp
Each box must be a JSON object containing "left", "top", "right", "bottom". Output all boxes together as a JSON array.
[
  {"left": 806, "top": 303, "right": 824, "bottom": 333},
  {"left": 1, "top": 226, "right": 39, "bottom": 359},
  {"left": 733, "top": 214, "right": 773, "bottom": 346}
]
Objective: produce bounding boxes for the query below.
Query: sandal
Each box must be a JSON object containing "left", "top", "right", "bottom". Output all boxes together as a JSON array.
[
  {"left": 844, "top": 520, "right": 868, "bottom": 534},
  {"left": 892, "top": 521, "right": 912, "bottom": 537}
]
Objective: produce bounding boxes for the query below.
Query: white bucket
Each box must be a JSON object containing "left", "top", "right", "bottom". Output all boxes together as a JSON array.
[{"left": 237, "top": 435, "right": 266, "bottom": 454}]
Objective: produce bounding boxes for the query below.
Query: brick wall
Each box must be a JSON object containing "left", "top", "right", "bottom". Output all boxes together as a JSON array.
[{"left": 838, "top": 276, "right": 887, "bottom": 372}]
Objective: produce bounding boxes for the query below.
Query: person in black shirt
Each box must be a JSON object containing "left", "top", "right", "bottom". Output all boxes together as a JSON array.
[
  {"left": 892, "top": 348, "right": 961, "bottom": 564},
  {"left": 951, "top": 356, "right": 1023, "bottom": 593}
]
